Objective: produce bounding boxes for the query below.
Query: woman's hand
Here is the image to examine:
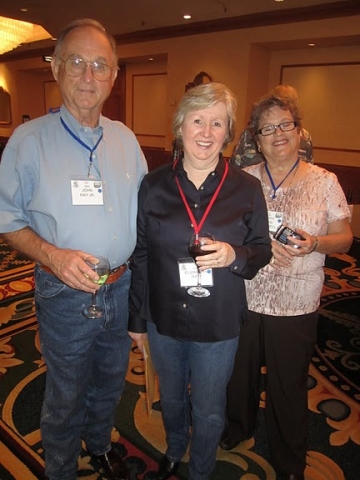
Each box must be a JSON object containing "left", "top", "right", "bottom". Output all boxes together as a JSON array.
[
  {"left": 280, "top": 228, "right": 318, "bottom": 256},
  {"left": 196, "top": 241, "right": 236, "bottom": 270},
  {"left": 270, "top": 218, "right": 353, "bottom": 268},
  {"left": 269, "top": 239, "right": 294, "bottom": 268},
  {"left": 269, "top": 229, "right": 315, "bottom": 268}
]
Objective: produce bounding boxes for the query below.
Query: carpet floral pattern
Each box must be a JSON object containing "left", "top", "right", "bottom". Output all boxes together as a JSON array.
[{"left": 0, "top": 238, "right": 359, "bottom": 479}]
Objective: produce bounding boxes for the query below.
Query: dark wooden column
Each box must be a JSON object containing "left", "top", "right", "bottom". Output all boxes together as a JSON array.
[{"left": 102, "top": 63, "right": 126, "bottom": 123}]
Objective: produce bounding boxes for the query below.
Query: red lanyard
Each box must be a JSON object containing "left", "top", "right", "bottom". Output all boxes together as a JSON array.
[{"left": 174, "top": 161, "right": 228, "bottom": 234}]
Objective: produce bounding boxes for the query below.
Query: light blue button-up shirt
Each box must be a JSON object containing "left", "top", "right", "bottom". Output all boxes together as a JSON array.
[{"left": 0, "top": 105, "right": 148, "bottom": 269}]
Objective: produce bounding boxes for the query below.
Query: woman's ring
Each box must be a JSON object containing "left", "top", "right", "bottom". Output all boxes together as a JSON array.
[{"left": 270, "top": 257, "right": 275, "bottom": 265}]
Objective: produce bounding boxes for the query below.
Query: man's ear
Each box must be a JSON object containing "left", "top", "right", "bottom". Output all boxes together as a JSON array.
[{"left": 51, "top": 57, "right": 59, "bottom": 82}]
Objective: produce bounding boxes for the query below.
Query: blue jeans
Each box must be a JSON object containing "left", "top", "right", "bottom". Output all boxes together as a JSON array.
[
  {"left": 147, "top": 322, "right": 239, "bottom": 480},
  {"left": 35, "top": 266, "right": 132, "bottom": 480}
]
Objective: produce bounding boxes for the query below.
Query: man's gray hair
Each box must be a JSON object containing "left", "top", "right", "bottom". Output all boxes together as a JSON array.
[{"left": 53, "top": 18, "right": 118, "bottom": 66}]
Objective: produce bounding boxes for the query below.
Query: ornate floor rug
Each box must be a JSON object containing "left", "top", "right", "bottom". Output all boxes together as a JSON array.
[{"left": 0, "top": 237, "right": 359, "bottom": 479}]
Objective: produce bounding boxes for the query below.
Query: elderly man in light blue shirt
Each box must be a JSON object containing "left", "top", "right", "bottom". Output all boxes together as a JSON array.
[
  {"left": 0, "top": 19, "right": 147, "bottom": 480},
  {"left": 1, "top": 104, "right": 145, "bottom": 267}
]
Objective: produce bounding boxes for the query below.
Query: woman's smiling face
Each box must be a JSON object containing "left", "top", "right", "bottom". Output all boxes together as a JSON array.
[
  {"left": 180, "top": 101, "right": 229, "bottom": 167},
  {"left": 257, "top": 106, "right": 300, "bottom": 164}
]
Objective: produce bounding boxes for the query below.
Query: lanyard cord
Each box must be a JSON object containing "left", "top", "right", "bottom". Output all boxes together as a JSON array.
[
  {"left": 264, "top": 158, "right": 300, "bottom": 199},
  {"left": 60, "top": 117, "right": 103, "bottom": 177},
  {"left": 174, "top": 161, "right": 228, "bottom": 234}
]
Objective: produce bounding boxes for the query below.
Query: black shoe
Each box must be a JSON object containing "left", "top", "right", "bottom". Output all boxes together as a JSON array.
[
  {"left": 156, "top": 455, "right": 180, "bottom": 480},
  {"left": 92, "top": 449, "right": 130, "bottom": 480},
  {"left": 219, "top": 429, "right": 247, "bottom": 450}
]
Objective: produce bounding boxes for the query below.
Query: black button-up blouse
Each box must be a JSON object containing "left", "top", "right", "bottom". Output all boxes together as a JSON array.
[{"left": 129, "top": 156, "right": 272, "bottom": 342}]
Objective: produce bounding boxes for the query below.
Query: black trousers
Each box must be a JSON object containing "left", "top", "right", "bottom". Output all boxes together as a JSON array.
[{"left": 225, "top": 310, "right": 318, "bottom": 475}]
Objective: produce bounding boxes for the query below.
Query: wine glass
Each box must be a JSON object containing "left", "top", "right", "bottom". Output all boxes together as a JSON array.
[
  {"left": 188, "top": 232, "right": 215, "bottom": 298},
  {"left": 82, "top": 255, "right": 110, "bottom": 318}
]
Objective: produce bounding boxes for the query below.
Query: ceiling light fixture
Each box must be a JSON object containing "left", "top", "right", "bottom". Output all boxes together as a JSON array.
[
  {"left": 308, "top": 43, "right": 315, "bottom": 47},
  {"left": 0, "top": 16, "right": 34, "bottom": 55},
  {"left": 183, "top": 14, "right": 192, "bottom": 20}
]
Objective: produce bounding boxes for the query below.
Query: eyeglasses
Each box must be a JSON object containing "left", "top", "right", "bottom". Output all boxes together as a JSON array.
[
  {"left": 257, "top": 121, "right": 297, "bottom": 136},
  {"left": 60, "top": 57, "right": 116, "bottom": 81}
]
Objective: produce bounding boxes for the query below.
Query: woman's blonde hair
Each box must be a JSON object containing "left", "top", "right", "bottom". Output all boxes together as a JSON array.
[{"left": 172, "top": 82, "right": 237, "bottom": 151}]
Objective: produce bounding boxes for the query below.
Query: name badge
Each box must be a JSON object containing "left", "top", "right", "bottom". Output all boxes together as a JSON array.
[
  {"left": 71, "top": 179, "right": 104, "bottom": 205},
  {"left": 178, "top": 258, "right": 214, "bottom": 288},
  {"left": 268, "top": 210, "right": 283, "bottom": 234}
]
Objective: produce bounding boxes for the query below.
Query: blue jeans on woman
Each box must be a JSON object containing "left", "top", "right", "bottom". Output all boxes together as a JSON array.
[
  {"left": 35, "top": 266, "right": 132, "bottom": 480},
  {"left": 147, "top": 321, "right": 239, "bottom": 480}
]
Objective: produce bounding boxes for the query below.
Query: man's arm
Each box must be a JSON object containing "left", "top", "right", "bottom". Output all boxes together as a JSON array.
[{"left": 3, "top": 227, "right": 102, "bottom": 292}]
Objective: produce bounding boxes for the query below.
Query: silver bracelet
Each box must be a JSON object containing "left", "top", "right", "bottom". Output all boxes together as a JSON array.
[{"left": 309, "top": 236, "right": 319, "bottom": 254}]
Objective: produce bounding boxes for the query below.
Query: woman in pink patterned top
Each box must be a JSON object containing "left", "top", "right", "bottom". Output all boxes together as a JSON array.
[{"left": 221, "top": 93, "right": 353, "bottom": 480}]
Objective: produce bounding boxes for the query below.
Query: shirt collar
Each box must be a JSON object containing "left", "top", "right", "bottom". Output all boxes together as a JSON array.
[
  {"left": 173, "top": 153, "right": 225, "bottom": 179},
  {"left": 60, "top": 105, "right": 103, "bottom": 137}
]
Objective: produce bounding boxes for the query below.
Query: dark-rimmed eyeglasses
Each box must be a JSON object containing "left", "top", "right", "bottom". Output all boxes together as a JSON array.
[
  {"left": 60, "top": 57, "right": 117, "bottom": 81},
  {"left": 257, "top": 121, "right": 297, "bottom": 136}
]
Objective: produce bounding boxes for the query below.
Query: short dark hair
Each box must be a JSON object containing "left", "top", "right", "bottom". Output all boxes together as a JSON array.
[
  {"left": 53, "top": 18, "right": 118, "bottom": 67},
  {"left": 248, "top": 94, "right": 302, "bottom": 136}
]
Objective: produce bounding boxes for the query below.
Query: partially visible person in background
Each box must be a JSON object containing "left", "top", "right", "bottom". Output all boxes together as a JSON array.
[
  {"left": 0, "top": 18, "right": 147, "bottom": 480},
  {"left": 129, "top": 82, "right": 272, "bottom": 480},
  {"left": 220, "top": 93, "right": 353, "bottom": 480},
  {"left": 230, "top": 84, "right": 313, "bottom": 168}
]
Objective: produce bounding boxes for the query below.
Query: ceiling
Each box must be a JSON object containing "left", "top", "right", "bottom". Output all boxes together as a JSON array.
[{"left": 1, "top": 0, "right": 360, "bottom": 60}]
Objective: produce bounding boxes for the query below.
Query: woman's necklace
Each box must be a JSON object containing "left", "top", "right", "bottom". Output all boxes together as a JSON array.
[{"left": 264, "top": 158, "right": 300, "bottom": 199}]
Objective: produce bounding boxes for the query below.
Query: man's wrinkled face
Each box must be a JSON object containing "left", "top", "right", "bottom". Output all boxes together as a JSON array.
[{"left": 52, "top": 26, "right": 117, "bottom": 121}]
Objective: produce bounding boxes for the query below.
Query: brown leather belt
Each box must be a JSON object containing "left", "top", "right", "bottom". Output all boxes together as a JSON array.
[
  {"left": 106, "top": 263, "right": 128, "bottom": 284},
  {"left": 39, "top": 263, "right": 128, "bottom": 284}
]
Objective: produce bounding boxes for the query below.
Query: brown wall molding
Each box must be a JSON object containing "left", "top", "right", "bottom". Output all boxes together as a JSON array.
[
  {"left": 0, "top": 46, "right": 55, "bottom": 62},
  {"left": 141, "top": 146, "right": 165, "bottom": 151},
  {"left": 314, "top": 146, "right": 360, "bottom": 154},
  {"left": 1, "top": 1, "right": 360, "bottom": 62},
  {"left": 282, "top": 61, "right": 360, "bottom": 70},
  {"left": 280, "top": 61, "right": 360, "bottom": 83},
  {"left": 136, "top": 134, "right": 165, "bottom": 138}
]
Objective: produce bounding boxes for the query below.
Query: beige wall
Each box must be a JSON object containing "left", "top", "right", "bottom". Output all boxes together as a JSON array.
[
  {"left": 0, "top": 57, "right": 53, "bottom": 135},
  {"left": 116, "top": 15, "right": 360, "bottom": 161},
  {"left": 270, "top": 44, "right": 360, "bottom": 166},
  {"left": 1, "top": 15, "right": 359, "bottom": 165},
  {"left": 117, "top": 31, "right": 252, "bottom": 157},
  {"left": 125, "top": 60, "right": 167, "bottom": 148}
]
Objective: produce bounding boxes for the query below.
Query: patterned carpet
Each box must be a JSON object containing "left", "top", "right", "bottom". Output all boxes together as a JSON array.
[{"left": 0, "top": 236, "right": 359, "bottom": 480}]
